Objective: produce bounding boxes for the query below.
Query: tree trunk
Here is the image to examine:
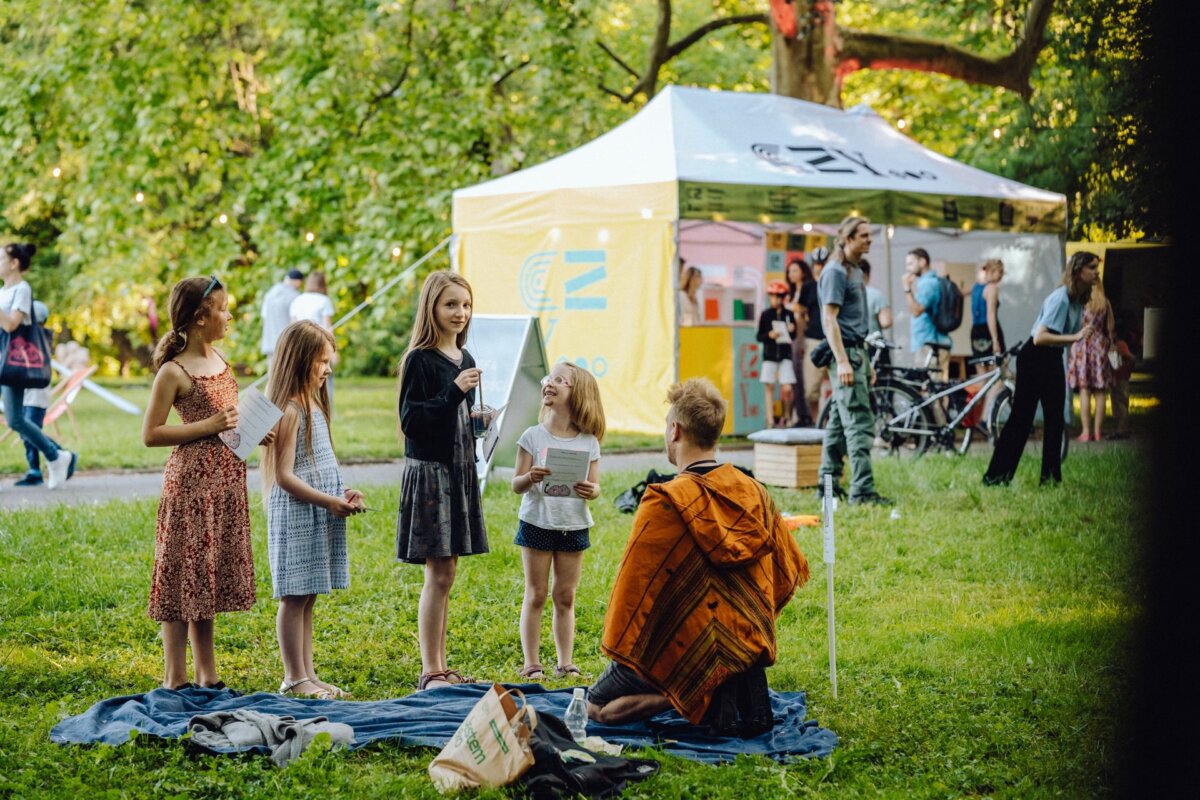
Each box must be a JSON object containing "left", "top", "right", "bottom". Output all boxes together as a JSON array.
[{"left": 768, "top": 2, "right": 841, "bottom": 106}]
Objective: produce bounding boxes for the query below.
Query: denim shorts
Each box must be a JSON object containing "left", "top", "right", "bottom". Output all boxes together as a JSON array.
[{"left": 514, "top": 520, "right": 590, "bottom": 552}]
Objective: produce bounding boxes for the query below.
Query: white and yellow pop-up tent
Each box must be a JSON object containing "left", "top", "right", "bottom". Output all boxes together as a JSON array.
[{"left": 452, "top": 86, "right": 1066, "bottom": 435}]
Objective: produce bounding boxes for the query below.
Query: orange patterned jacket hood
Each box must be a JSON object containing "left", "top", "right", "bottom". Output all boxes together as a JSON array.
[{"left": 600, "top": 464, "right": 810, "bottom": 723}]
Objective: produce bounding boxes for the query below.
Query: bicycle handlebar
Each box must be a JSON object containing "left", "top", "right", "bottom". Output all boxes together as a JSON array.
[
  {"left": 964, "top": 338, "right": 1027, "bottom": 368},
  {"left": 865, "top": 332, "right": 901, "bottom": 350}
]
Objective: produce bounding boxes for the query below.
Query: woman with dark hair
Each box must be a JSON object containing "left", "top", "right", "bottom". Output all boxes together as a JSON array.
[
  {"left": 1, "top": 243, "right": 77, "bottom": 489},
  {"left": 983, "top": 252, "right": 1100, "bottom": 486}
]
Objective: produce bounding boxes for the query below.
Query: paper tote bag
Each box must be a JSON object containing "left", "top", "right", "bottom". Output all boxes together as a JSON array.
[
  {"left": 428, "top": 684, "right": 538, "bottom": 793},
  {"left": 0, "top": 318, "right": 52, "bottom": 390}
]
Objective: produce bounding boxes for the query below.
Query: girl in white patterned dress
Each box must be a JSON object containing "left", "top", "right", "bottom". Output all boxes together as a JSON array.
[{"left": 263, "top": 321, "right": 365, "bottom": 699}]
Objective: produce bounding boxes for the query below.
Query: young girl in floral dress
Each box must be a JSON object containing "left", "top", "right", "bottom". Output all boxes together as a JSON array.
[{"left": 142, "top": 276, "right": 270, "bottom": 690}]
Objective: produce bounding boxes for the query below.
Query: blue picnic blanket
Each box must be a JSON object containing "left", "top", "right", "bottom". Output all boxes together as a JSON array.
[{"left": 50, "top": 683, "right": 837, "bottom": 764}]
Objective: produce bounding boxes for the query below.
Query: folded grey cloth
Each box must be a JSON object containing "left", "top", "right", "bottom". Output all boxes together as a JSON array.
[{"left": 188, "top": 709, "right": 355, "bottom": 766}]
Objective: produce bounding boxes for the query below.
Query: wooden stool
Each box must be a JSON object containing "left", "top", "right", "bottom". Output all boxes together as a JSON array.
[{"left": 750, "top": 428, "right": 826, "bottom": 488}]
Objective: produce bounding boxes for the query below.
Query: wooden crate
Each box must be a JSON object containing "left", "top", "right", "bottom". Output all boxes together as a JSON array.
[{"left": 754, "top": 442, "right": 823, "bottom": 488}]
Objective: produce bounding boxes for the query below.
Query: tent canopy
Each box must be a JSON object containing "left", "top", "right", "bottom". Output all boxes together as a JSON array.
[
  {"left": 452, "top": 87, "right": 1068, "bottom": 433},
  {"left": 454, "top": 86, "right": 1066, "bottom": 234}
]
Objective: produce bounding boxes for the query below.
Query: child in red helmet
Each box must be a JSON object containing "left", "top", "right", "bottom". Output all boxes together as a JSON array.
[{"left": 756, "top": 279, "right": 798, "bottom": 428}]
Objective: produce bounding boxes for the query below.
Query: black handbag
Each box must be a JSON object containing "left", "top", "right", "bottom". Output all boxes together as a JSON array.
[
  {"left": 612, "top": 469, "right": 675, "bottom": 514},
  {"left": 808, "top": 339, "right": 833, "bottom": 368},
  {"left": 0, "top": 292, "right": 52, "bottom": 389}
]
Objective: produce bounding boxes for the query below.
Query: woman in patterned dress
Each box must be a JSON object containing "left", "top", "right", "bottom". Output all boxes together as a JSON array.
[
  {"left": 142, "top": 276, "right": 271, "bottom": 690},
  {"left": 262, "top": 321, "right": 364, "bottom": 699},
  {"left": 1067, "top": 276, "right": 1115, "bottom": 441}
]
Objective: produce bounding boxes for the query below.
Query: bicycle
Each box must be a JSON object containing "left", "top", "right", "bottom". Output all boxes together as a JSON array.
[{"left": 818, "top": 335, "right": 1019, "bottom": 458}]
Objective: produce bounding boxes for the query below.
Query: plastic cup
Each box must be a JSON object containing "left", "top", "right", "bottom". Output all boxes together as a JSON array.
[{"left": 470, "top": 404, "right": 495, "bottom": 439}]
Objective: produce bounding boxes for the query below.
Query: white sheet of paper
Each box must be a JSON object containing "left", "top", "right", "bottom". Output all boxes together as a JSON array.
[
  {"left": 219, "top": 387, "right": 283, "bottom": 461},
  {"left": 542, "top": 447, "right": 590, "bottom": 499},
  {"left": 481, "top": 404, "right": 507, "bottom": 463},
  {"left": 772, "top": 319, "right": 792, "bottom": 344}
]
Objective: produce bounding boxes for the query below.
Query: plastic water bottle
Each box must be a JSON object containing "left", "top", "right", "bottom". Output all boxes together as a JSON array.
[{"left": 564, "top": 687, "right": 588, "bottom": 744}]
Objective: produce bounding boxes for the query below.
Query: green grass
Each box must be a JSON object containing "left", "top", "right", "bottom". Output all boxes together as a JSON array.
[
  {"left": 1, "top": 377, "right": 724, "bottom": 475},
  {"left": 0, "top": 445, "right": 1142, "bottom": 797}
]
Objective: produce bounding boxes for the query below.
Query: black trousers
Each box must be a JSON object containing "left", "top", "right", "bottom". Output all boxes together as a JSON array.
[{"left": 984, "top": 343, "right": 1067, "bottom": 484}]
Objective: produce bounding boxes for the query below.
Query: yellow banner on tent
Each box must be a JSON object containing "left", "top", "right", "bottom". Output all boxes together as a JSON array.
[{"left": 457, "top": 222, "right": 676, "bottom": 435}]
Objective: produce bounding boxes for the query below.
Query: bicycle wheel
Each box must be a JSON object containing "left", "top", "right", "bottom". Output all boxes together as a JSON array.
[
  {"left": 871, "top": 382, "right": 935, "bottom": 458},
  {"left": 987, "top": 386, "right": 1014, "bottom": 445}
]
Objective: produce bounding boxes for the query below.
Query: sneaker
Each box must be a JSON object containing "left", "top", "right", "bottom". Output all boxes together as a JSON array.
[
  {"left": 849, "top": 492, "right": 894, "bottom": 506},
  {"left": 46, "top": 450, "right": 76, "bottom": 490},
  {"left": 14, "top": 472, "right": 44, "bottom": 487}
]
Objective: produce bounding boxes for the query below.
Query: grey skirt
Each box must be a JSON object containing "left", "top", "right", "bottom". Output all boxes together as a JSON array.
[{"left": 396, "top": 457, "right": 488, "bottom": 563}]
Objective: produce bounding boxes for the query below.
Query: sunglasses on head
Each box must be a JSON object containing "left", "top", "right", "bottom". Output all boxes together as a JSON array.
[{"left": 202, "top": 275, "right": 222, "bottom": 298}]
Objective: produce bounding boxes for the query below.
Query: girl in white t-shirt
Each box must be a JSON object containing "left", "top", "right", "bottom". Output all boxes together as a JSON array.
[
  {"left": 1, "top": 243, "right": 76, "bottom": 489},
  {"left": 510, "top": 362, "right": 605, "bottom": 681}
]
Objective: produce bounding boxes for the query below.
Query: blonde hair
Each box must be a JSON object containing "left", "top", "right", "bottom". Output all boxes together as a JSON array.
[
  {"left": 983, "top": 258, "right": 1004, "bottom": 280},
  {"left": 1086, "top": 276, "right": 1108, "bottom": 313},
  {"left": 540, "top": 363, "right": 606, "bottom": 442},
  {"left": 1085, "top": 278, "right": 1114, "bottom": 339},
  {"left": 834, "top": 215, "right": 871, "bottom": 263},
  {"left": 667, "top": 378, "right": 726, "bottom": 450},
  {"left": 261, "top": 321, "right": 336, "bottom": 499},
  {"left": 397, "top": 270, "right": 474, "bottom": 382},
  {"left": 151, "top": 276, "right": 223, "bottom": 372}
]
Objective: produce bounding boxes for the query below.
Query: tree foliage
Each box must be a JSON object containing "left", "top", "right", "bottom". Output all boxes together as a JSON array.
[
  {"left": 1, "top": 1, "right": 1157, "bottom": 374},
  {"left": 1, "top": 0, "right": 622, "bottom": 374}
]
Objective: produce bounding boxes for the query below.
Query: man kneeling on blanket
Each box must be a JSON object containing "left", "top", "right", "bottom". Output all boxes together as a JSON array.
[{"left": 588, "top": 378, "right": 810, "bottom": 734}]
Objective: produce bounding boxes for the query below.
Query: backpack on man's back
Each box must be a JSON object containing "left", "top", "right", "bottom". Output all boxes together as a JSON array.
[{"left": 930, "top": 274, "right": 964, "bottom": 334}]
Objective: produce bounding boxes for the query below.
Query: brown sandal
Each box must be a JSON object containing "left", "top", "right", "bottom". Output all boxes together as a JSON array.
[
  {"left": 441, "top": 669, "right": 477, "bottom": 685},
  {"left": 518, "top": 664, "right": 546, "bottom": 680},
  {"left": 417, "top": 671, "right": 451, "bottom": 691},
  {"left": 554, "top": 664, "right": 582, "bottom": 679}
]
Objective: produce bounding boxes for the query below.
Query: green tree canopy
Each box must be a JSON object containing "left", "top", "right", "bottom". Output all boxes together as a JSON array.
[{"left": 1, "top": 1, "right": 1157, "bottom": 374}]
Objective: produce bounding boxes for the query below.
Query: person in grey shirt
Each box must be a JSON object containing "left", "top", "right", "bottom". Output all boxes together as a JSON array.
[
  {"left": 816, "top": 217, "right": 891, "bottom": 506},
  {"left": 261, "top": 269, "right": 303, "bottom": 363}
]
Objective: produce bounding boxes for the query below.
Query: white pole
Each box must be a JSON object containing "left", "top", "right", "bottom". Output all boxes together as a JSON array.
[{"left": 822, "top": 473, "right": 838, "bottom": 700}]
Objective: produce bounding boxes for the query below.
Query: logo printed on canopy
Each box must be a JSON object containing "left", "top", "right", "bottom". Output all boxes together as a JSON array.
[
  {"left": 518, "top": 249, "right": 609, "bottom": 343},
  {"left": 751, "top": 143, "right": 939, "bottom": 181}
]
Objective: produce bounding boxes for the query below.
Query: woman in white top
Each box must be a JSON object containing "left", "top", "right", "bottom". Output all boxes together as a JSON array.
[
  {"left": 289, "top": 271, "right": 337, "bottom": 404},
  {"left": 678, "top": 265, "right": 702, "bottom": 327},
  {"left": 0, "top": 243, "right": 76, "bottom": 489}
]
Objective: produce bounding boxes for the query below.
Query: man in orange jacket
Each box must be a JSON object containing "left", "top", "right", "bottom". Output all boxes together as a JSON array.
[{"left": 588, "top": 378, "right": 810, "bottom": 726}]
